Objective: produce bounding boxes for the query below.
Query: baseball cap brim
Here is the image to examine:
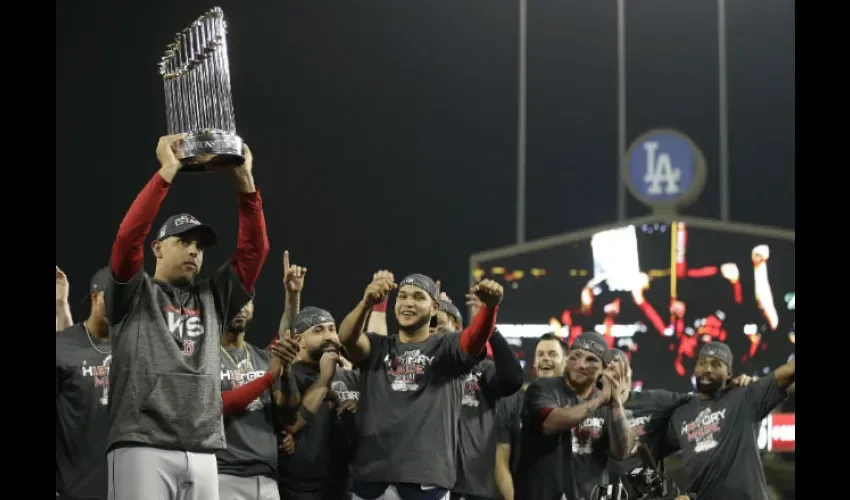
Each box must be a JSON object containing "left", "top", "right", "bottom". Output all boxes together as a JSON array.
[{"left": 161, "top": 223, "right": 218, "bottom": 248}]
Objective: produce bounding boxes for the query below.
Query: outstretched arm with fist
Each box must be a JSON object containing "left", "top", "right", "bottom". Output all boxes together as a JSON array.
[{"left": 338, "top": 273, "right": 397, "bottom": 364}]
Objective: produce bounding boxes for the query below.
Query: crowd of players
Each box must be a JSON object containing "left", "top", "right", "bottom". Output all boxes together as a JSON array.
[{"left": 56, "top": 134, "right": 796, "bottom": 500}]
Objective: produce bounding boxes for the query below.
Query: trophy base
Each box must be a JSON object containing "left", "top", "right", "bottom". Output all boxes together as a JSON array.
[{"left": 180, "top": 130, "right": 244, "bottom": 173}]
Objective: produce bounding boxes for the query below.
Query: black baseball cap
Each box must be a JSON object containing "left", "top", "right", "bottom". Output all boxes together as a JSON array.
[
  {"left": 81, "top": 267, "right": 112, "bottom": 304},
  {"left": 155, "top": 213, "right": 217, "bottom": 248}
]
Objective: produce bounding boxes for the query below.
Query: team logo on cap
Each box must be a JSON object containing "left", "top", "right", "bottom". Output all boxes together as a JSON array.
[{"left": 173, "top": 215, "right": 201, "bottom": 227}]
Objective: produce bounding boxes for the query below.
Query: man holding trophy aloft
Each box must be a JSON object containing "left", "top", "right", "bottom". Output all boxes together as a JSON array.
[{"left": 101, "top": 8, "right": 275, "bottom": 500}]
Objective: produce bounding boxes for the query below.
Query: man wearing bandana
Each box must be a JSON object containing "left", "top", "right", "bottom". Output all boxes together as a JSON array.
[
  {"left": 279, "top": 307, "right": 360, "bottom": 500},
  {"left": 516, "top": 332, "right": 634, "bottom": 500},
  {"left": 665, "top": 342, "right": 795, "bottom": 500},
  {"left": 439, "top": 293, "right": 524, "bottom": 500},
  {"left": 604, "top": 348, "right": 756, "bottom": 497},
  {"left": 338, "top": 273, "right": 502, "bottom": 500}
]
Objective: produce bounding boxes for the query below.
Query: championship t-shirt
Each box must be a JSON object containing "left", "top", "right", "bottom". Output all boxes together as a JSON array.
[
  {"left": 217, "top": 343, "right": 279, "bottom": 480},
  {"left": 607, "top": 389, "right": 692, "bottom": 480},
  {"left": 667, "top": 374, "right": 787, "bottom": 500},
  {"left": 56, "top": 324, "right": 112, "bottom": 500},
  {"left": 279, "top": 362, "right": 360, "bottom": 497},
  {"left": 495, "top": 389, "right": 525, "bottom": 475},
  {"left": 352, "top": 332, "right": 479, "bottom": 490},
  {"left": 517, "top": 377, "right": 612, "bottom": 500},
  {"left": 454, "top": 360, "right": 500, "bottom": 498}
]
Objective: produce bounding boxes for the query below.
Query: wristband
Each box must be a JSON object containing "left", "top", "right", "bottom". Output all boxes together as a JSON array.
[
  {"left": 298, "top": 405, "right": 317, "bottom": 425},
  {"left": 372, "top": 297, "right": 388, "bottom": 313}
]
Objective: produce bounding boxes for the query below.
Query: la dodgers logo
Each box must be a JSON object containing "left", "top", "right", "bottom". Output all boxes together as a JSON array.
[{"left": 623, "top": 128, "right": 706, "bottom": 211}]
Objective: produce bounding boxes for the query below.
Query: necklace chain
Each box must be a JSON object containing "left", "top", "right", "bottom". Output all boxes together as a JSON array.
[
  {"left": 221, "top": 344, "right": 253, "bottom": 373},
  {"left": 83, "top": 322, "right": 111, "bottom": 355}
]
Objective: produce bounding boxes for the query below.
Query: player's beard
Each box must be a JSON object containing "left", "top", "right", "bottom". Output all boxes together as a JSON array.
[
  {"left": 696, "top": 375, "right": 724, "bottom": 396},
  {"left": 309, "top": 340, "right": 340, "bottom": 362},
  {"left": 399, "top": 314, "right": 431, "bottom": 335},
  {"left": 228, "top": 318, "right": 249, "bottom": 335}
]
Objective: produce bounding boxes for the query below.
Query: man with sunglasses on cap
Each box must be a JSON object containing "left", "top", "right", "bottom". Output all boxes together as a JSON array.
[
  {"left": 280, "top": 306, "right": 361, "bottom": 500},
  {"left": 665, "top": 342, "right": 795, "bottom": 500},
  {"left": 516, "top": 331, "right": 635, "bottom": 500},
  {"left": 436, "top": 291, "right": 523, "bottom": 500},
  {"left": 338, "top": 272, "right": 502, "bottom": 500},
  {"left": 56, "top": 267, "right": 112, "bottom": 500},
  {"left": 104, "top": 134, "right": 270, "bottom": 500}
]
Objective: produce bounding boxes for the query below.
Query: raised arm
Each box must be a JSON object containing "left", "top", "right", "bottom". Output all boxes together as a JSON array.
[
  {"left": 56, "top": 267, "right": 72, "bottom": 333},
  {"left": 107, "top": 135, "right": 184, "bottom": 321},
  {"left": 286, "top": 350, "right": 340, "bottom": 435},
  {"left": 278, "top": 251, "right": 305, "bottom": 336},
  {"left": 228, "top": 145, "right": 270, "bottom": 293},
  {"left": 338, "top": 273, "right": 397, "bottom": 364},
  {"left": 111, "top": 135, "right": 184, "bottom": 283},
  {"left": 365, "top": 271, "right": 393, "bottom": 336},
  {"left": 484, "top": 331, "right": 524, "bottom": 398},
  {"left": 223, "top": 337, "right": 299, "bottom": 416},
  {"left": 603, "top": 364, "right": 636, "bottom": 460},
  {"left": 458, "top": 280, "right": 503, "bottom": 357}
]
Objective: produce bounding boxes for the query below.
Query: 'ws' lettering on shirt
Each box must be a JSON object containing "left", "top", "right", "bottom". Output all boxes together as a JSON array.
[{"left": 104, "top": 262, "right": 251, "bottom": 453}]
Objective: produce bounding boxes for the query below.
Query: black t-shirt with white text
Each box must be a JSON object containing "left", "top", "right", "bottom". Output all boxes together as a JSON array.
[
  {"left": 56, "top": 324, "right": 113, "bottom": 500},
  {"left": 353, "top": 332, "right": 478, "bottom": 490},
  {"left": 217, "top": 343, "right": 279, "bottom": 480},
  {"left": 454, "top": 359, "right": 500, "bottom": 498},
  {"left": 607, "top": 389, "right": 691, "bottom": 480},
  {"left": 666, "top": 374, "right": 787, "bottom": 500},
  {"left": 495, "top": 389, "right": 525, "bottom": 475},
  {"left": 279, "top": 362, "right": 360, "bottom": 496},
  {"left": 517, "top": 377, "right": 612, "bottom": 500}
]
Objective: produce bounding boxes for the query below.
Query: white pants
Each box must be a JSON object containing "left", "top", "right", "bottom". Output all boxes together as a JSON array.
[
  {"left": 107, "top": 447, "right": 219, "bottom": 500},
  {"left": 352, "top": 485, "right": 450, "bottom": 500},
  {"left": 218, "top": 474, "right": 279, "bottom": 500}
]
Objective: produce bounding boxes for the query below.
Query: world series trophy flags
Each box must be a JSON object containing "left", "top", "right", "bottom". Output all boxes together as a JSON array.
[{"left": 158, "top": 7, "right": 243, "bottom": 172}]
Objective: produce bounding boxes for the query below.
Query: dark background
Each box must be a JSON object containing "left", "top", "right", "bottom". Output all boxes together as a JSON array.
[
  {"left": 56, "top": 0, "right": 795, "bottom": 349},
  {"left": 475, "top": 220, "right": 795, "bottom": 391}
]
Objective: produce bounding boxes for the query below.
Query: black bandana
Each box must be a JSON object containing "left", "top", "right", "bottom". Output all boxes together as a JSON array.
[
  {"left": 438, "top": 300, "right": 463, "bottom": 324},
  {"left": 573, "top": 332, "right": 610, "bottom": 362},
  {"left": 293, "top": 306, "right": 335, "bottom": 335},
  {"left": 698, "top": 341, "right": 733, "bottom": 369},
  {"left": 399, "top": 273, "right": 438, "bottom": 299}
]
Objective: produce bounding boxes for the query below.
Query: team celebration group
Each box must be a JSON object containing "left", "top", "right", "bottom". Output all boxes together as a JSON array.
[{"left": 56, "top": 134, "right": 796, "bottom": 500}]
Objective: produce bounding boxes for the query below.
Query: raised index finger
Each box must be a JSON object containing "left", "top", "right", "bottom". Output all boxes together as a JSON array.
[
  {"left": 282, "top": 328, "right": 293, "bottom": 341},
  {"left": 283, "top": 250, "right": 290, "bottom": 272}
]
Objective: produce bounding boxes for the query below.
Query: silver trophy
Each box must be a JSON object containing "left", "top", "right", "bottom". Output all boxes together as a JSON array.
[{"left": 159, "top": 7, "right": 243, "bottom": 172}]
